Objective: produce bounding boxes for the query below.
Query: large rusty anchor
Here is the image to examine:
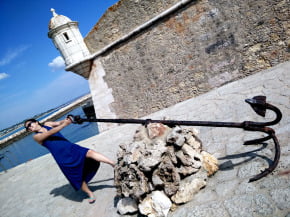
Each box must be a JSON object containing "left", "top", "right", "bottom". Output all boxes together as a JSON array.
[{"left": 69, "top": 96, "right": 282, "bottom": 182}]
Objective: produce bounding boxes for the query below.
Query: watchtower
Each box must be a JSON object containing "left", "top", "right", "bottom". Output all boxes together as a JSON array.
[{"left": 48, "top": 8, "right": 91, "bottom": 78}]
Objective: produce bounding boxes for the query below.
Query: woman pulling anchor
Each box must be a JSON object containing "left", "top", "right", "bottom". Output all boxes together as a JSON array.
[{"left": 24, "top": 116, "right": 115, "bottom": 204}]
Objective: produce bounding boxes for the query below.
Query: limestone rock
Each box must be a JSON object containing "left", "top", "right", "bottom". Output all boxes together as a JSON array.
[
  {"left": 115, "top": 124, "right": 218, "bottom": 215},
  {"left": 166, "top": 126, "right": 185, "bottom": 147},
  {"left": 116, "top": 143, "right": 127, "bottom": 160},
  {"left": 176, "top": 165, "right": 200, "bottom": 176},
  {"left": 201, "top": 151, "right": 219, "bottom": 176},
  {"left": 122, "top": 141, "right": 145, "bottom": 164},
  {"left": 115, "top": 164, "right": 149, "bottom": 200},
  {"left": 171, "top": 169, "right": 207, "bottom": 204},
  {"left": 163, "top": 146, "right": 178, "bottom": 165},
  {"left": 176, "top": 144, "right": 202, "bottom": 168},
  {"left": 133, "top": 125, "right": 152, "bottom": 143},
  {"left": 138, "top": 196, "right": 153, "bottom": 217},
  {"left": 138, "top": 139, "right": 167, "bottom": 172},
  {"left": 117, "top": 197, "right": 138, "bottom": 215},
  {"left": 152, "top": 156, "right": 180, "bottom": 196},
  {"left": 147, "top": 122, "right": 171, "bottom": 140},
  {"left": 139, "top": 191, "right": 172, "bottom": 217},
  {"left": 183, "top": 128, "right": 202, "bottom": 150}
]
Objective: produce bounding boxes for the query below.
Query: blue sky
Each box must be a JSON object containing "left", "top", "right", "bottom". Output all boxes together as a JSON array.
[{"left": 0, "top": 0, "right": 119, "bottom": 130}]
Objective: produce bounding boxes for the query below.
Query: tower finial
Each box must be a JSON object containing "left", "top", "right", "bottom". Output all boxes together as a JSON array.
[{"left": 51, "top": 8, "right": 58, "bottom": 17}]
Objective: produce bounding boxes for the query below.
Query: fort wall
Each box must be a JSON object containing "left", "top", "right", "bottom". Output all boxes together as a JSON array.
[{"left": 84, "top": 0, "right": 289, "bottom": 120}]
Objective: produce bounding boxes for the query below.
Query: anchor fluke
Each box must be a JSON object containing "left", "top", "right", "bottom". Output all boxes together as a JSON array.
[{"left": 245, "top": 95, "right": 267, "bottom": 117}]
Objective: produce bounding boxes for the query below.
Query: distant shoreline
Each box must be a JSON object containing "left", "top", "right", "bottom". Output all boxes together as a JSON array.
[{"left": 0, "top": 94, "right": 92, "bottom": 148}]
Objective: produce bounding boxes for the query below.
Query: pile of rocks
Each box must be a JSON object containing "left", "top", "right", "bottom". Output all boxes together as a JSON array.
[{"left": 114, "top": 123, "right": 219, "bottom": 216}]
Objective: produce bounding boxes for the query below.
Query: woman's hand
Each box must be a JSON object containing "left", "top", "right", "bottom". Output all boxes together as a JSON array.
[
  {"left": 45, "top": 117, "right": 72, "bottom": 128},
  {"left": 63, "top": 117, "right": 73, "bottom": 126}
]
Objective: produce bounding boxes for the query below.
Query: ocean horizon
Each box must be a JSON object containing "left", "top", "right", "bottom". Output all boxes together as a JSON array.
[{"left": 0, "top": 93, "right": 91, "bottom": 143}]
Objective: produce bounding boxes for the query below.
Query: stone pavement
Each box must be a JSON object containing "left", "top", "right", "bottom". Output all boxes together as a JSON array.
[{"left": 0, "top": 61, "right": 289, "bottom": 217}]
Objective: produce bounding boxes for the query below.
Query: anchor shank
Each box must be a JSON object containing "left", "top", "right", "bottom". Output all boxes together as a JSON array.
[{"left": 77, "top": 117, "right": 244, "bottom": 128}]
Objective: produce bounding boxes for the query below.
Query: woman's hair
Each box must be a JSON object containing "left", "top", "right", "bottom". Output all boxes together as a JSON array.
[
  {"left": 24, "top": 118, "right": 37, "bottom": 125},
  {"left": 24, "top": 119, "right": 43, "bottom": 131}
]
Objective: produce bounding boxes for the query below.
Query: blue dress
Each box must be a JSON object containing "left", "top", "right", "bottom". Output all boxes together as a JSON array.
[{"left": 41, "top": 126, "right": 100, "bottom": 190}]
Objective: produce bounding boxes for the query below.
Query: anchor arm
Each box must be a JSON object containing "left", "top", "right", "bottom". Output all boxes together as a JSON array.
[
  {"left": 241, "top": 96, "right": 282, "bottom": 181},
  {"left": 246, "top": 127, "right": 280, "bottom": 182}
]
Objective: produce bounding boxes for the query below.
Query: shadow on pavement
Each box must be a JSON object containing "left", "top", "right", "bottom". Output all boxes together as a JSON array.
[
  {"left": 218, "top": 143, "right": 272, "bottom": 171},
  {"left": 49, "top": 178, "right": 115, "bottom": 202}
]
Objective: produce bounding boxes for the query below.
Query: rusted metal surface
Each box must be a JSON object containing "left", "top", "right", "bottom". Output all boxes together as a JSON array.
[{"left": 69, "top": 95, "right": 282, "bottom": 182}]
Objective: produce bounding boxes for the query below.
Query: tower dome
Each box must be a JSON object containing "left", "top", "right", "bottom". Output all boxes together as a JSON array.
[{"left": 48, "top": 9, "right": 72, "bottom": 30}]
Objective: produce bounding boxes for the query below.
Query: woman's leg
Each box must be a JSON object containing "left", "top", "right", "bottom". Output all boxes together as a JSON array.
[
  {"left": 81, "top": 181, "right": 95, "bottom": 203},
  {"left": 86, "top": 149, "right": 115, "bottom": 167}
]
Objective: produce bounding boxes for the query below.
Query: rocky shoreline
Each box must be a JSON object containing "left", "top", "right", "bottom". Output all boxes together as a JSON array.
[{"left": 0, "top": 94, "right": 92, "bottom": 148}]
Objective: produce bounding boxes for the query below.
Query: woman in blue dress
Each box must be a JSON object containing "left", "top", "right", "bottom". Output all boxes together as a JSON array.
[{"left": 24, "top": 117, "right": 115, "bottom": 204}]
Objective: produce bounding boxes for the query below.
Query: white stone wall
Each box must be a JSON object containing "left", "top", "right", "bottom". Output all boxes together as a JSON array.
[{"left": 88, "top": 59, "right": 118, "bottom": 131}]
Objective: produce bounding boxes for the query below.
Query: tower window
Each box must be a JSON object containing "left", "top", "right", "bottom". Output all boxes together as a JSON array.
[{"left": 63, "top": 32, "right": 70, "bottom": 42}]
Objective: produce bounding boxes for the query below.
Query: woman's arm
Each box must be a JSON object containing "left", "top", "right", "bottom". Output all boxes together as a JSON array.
[
  {"left": 44, "top": 115, "right": 74, "bottom": 128},
  {"left": 44, "top": 119, "right": 66, "bottom": 128},
  {"left": 33, "top": 118, "right": 72, "bottom": 144}
]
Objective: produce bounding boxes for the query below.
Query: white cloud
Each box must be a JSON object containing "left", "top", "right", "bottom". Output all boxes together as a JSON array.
[
  {"left": 48, "top": 56, "right": 65, "bottom": 71},
  {"left": 0, "top": 45, "right": 30, "bottom": 66},
  {"left": 0, "top": 72, "right": 9, "bottom": 80}
]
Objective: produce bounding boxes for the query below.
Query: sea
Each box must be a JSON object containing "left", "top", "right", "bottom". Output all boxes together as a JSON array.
[{"left": 0, "top": 106, "right": 99, "bottom": 173}]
